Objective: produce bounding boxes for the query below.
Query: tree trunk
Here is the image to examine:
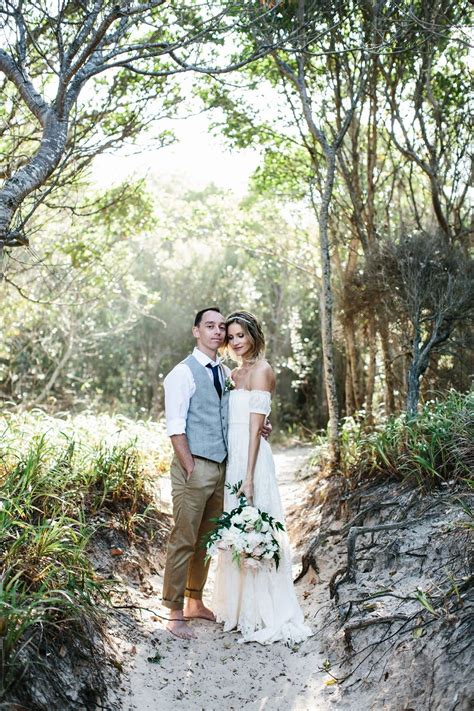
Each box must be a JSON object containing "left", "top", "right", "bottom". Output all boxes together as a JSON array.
[
  {"left": 344, "top": 322, "right": 362, "bottom": 414},
  {"left": 0, "top": 51, "right": 69, "bottom": 245},
  {"left": 0, "top": 115, "right": 68, "bottom": 243},
  {"left": 344, "top": 358, "right": 354, "bottom": 416},
  {"left": 271, "top": 4, "right": 369, "bottom": 467},
  {"left": 406, "top": 361, "right": 421, "bottom": 418},
  {"left": 406, "top": 303, "right": 452, "bottom": 418},
  {"left": 317, "top": 149, "right": 340, "bottom": 466},
  {"left": 30, "top": 326, "right": 75, "bottom": 406},
  {"left": 406, "top": 320, "right": 422, "bottom": 418},
  {"left": 379, "top": 319, "right": 396, "bottom": 416},
  {"left": 365, "top": 314, "right": 377, "bottom": 426}
]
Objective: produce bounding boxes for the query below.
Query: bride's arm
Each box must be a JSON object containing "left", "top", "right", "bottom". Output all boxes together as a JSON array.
[
  {"left": 237, "top": 364, "right": 275, "bottom": 504},
  {"left": 237, "top": 411, "right": 265, "bottom": 504}
]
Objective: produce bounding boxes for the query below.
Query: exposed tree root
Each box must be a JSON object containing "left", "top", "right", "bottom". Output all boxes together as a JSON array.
[{"left": 345, "top": 519, "right": 421, "bottom": 582}]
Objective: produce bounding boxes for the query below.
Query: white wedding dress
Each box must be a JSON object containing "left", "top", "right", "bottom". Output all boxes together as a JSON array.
[{"left": 212, "top": 389, "right": 313, "bottom": 645}]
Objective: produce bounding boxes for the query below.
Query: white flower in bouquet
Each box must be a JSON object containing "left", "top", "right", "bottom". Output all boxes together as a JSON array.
[
  {"left": 225, "top": 524, "right": 239, "bottom": 538},
  {"left": 203, "top": 481, "right": 285, "bottom": 571},
  {"left": 241, "top": 505, "right": 259, "bottom": 520},
  {"left": 219, "top": 525, "right": 239, "bottom": 548},
  {"left": 241, "top": 507, "right": 260, "bottom": 529},
  {"left": 244, "top": 530, "right": 263, "bottom": 552}
]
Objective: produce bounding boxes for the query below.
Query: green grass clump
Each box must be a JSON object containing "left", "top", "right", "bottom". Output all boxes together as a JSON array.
[
  {"left": 341, "top": 390, "right": 473, "bottom": 489},
  {"left": 0, "top": 411, "right": 171, "bottom": 701}
]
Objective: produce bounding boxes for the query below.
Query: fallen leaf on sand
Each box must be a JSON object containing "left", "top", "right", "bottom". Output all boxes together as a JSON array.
[
  {"left": 325, "top": 679, "right": 337, "bottom": 686},
  {"left": 147, "top": 652, "right": 162, "bottom": 664},
  {"left": 110, "top": 547, "right": 124, "bottom": 556}
]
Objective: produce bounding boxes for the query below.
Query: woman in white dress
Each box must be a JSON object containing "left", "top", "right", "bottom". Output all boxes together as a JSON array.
[{"left": 212, "top": 310, "right": 312, "bottom": 645}]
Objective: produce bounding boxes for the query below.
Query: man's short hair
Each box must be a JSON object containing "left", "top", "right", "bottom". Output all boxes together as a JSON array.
[{"left": 194, "top": 307, "right": 221, "bottom": 327}]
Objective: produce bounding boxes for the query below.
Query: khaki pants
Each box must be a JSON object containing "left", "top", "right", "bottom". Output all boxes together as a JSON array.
[{"left": 162, "top": 455, "right": 225, "bottom": 610}]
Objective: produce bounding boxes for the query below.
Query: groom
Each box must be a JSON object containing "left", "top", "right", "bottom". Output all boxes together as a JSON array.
[{"left": 162, "top": 307, "right": 230, "bottom": 639}]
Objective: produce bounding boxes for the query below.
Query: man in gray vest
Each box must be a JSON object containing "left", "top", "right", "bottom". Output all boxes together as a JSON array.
[{"left": 162, "top": 307, "right": 230, "bottom": 639}]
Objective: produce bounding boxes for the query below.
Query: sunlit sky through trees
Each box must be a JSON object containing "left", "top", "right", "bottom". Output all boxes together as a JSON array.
[{"left": 91, "top": 110, "right": 260, "bottom": 195}]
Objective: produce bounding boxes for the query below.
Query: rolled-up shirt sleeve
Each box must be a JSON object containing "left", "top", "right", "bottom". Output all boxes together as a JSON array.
[{"left": 163, "top": 363, "right": 195, "bottom": 436}]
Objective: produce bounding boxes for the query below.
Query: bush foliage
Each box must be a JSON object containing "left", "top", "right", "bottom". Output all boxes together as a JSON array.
[
  {"left": 0, "top": 411, "right": 170, "bottom": 700},
  {"left": 341, "top": 390, "right": 473, "bottom": 488}
]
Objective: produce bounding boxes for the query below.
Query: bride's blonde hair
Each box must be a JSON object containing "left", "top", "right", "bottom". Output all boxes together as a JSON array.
[{"left": 225, "top": 310, "right": 265, "bottom": 361}]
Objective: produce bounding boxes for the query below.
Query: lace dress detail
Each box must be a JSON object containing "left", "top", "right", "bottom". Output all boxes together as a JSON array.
[{"left": 212, "top": 389, "right": 313, "bottom": 645}]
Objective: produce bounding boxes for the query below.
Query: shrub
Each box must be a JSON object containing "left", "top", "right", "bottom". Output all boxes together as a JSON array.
[{"left": 342, "top": 390, "right": 473, "bottom": 489}]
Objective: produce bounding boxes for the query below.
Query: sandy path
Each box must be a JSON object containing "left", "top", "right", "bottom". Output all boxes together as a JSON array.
[{"left": 110, "top": 447, "right": 341, "bottom": 711}]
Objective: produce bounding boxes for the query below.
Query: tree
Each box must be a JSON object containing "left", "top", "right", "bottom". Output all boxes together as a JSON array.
[
  {"left": 0, "top": 0, "right": 276, "bottom": 269},
  {"left": 371, "top": 234, "right": 474, "bottom": 417},
  {"left": 380, "top": 1, "right": 471, "bottom": 245}
]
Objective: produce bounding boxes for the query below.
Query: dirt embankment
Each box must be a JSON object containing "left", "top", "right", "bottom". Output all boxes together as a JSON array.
[{"left": 288, "top": 467, "right": 473, "bottom": 711}]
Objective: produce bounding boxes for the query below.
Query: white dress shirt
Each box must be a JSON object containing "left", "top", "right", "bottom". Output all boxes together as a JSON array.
[{"left": 164, "top": 347, "right": 230, "bottom": 436}]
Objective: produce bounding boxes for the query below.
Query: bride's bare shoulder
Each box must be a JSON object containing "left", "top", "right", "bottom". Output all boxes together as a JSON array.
[{"left": 249, "top": 360, "right": 275, "bottom": 391}]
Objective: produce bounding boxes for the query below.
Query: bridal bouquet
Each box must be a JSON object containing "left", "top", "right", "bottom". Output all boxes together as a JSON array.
[{"left": 204, "top": 483, "right": 285, "bottom": 570}]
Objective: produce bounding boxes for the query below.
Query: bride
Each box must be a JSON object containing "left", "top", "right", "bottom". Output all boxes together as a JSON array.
[{"left": 212, "top": 310, "right": 312, "bottom": 645}]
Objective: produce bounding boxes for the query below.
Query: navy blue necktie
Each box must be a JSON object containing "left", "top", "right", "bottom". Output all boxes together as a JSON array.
[{"left": 206, "top": 363, "right": 222, "bottom": 399}]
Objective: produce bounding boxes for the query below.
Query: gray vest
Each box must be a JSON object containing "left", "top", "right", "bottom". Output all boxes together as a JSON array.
[{"left": 184, "top": 355, "right": 229, "bottom": 463}]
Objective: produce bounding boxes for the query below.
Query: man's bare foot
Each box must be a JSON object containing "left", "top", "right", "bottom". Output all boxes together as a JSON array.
[
  {"left": 183, "top": 598, "right": 216, "bottom": 622},
  {"left": 166, "top": 611, "right": 196, "bottom": 639}
]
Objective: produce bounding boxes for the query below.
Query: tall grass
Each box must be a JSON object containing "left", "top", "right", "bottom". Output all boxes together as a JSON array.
[
  {"left": 0, "top": 411, "right": 171, "bottom": 702},
  {"left": 340, "top": 390, "right": 473, "bottom": 489}
]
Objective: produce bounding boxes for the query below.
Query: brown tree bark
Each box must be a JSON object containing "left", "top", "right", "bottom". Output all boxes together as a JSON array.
[
  {"left": 344, "top": 322, "right": 362, "bottom": 415},
  {"left": 379, "top": 319, "right": 396, "bottom": 416}
]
